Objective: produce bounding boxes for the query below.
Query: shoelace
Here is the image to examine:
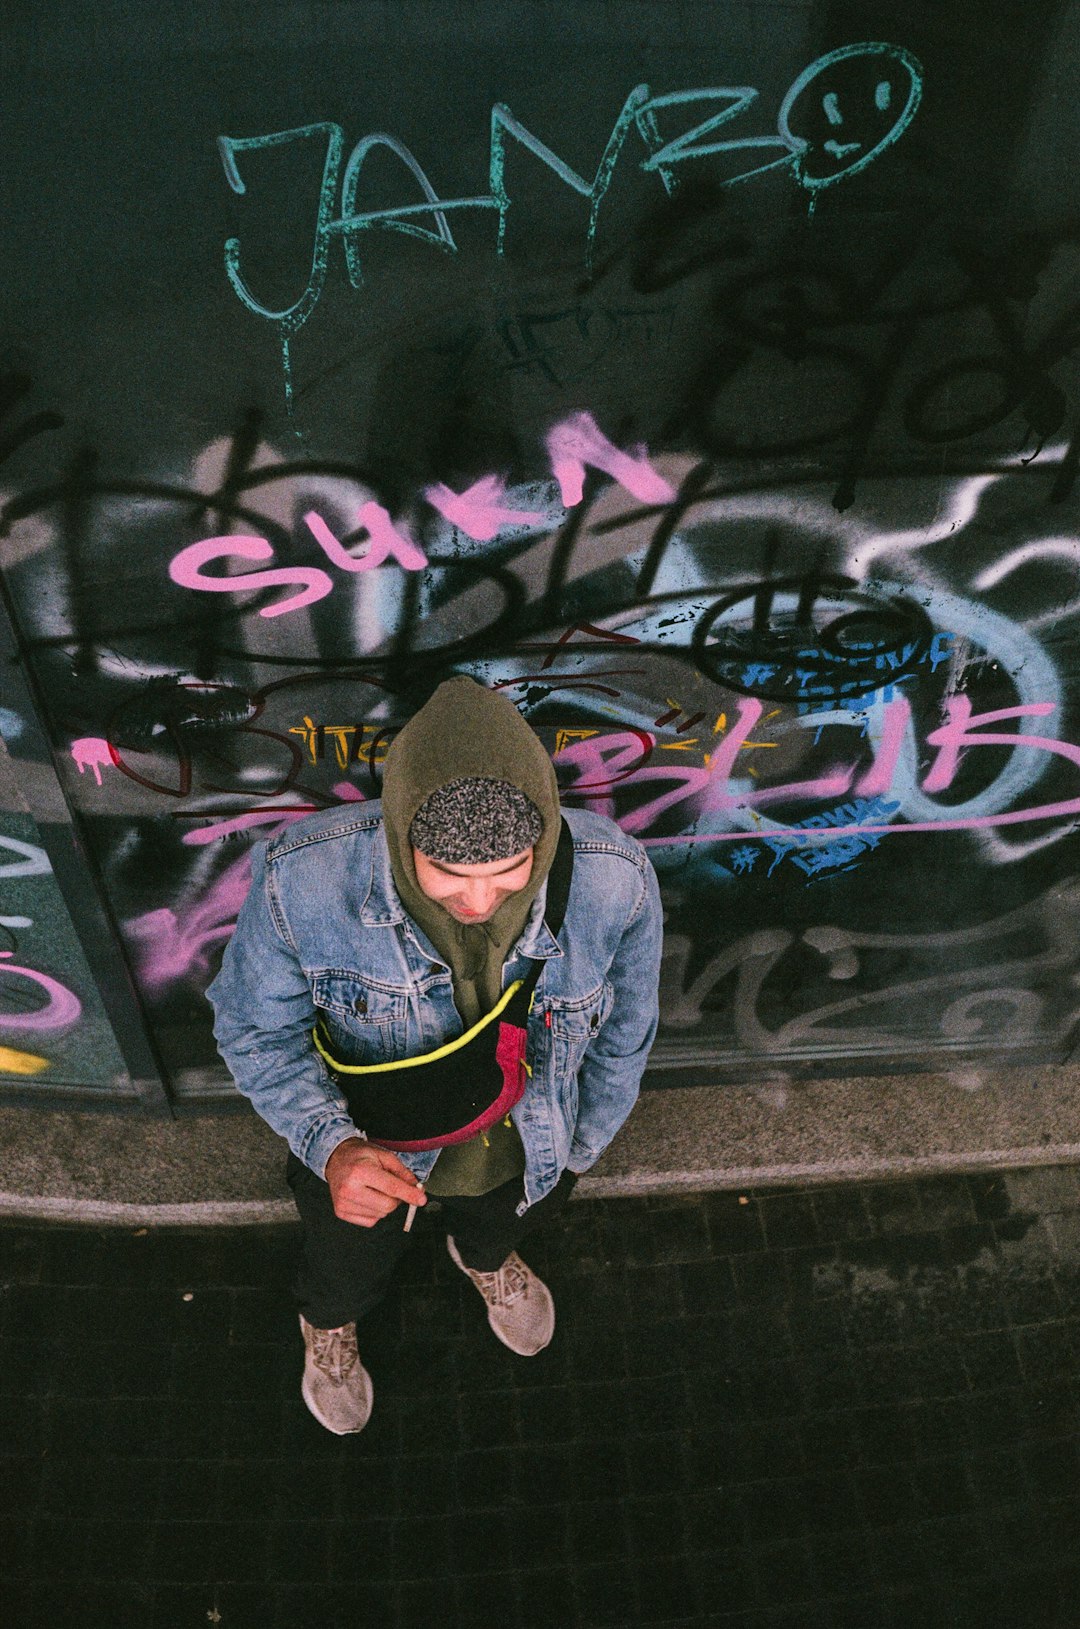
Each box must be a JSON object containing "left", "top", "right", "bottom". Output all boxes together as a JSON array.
[
  {"left": 310, "top": 1324, "right": 360, "bottom": 1383},
  {"left": 468, "top": 1254, "right": 529, "bottom": 1308}
]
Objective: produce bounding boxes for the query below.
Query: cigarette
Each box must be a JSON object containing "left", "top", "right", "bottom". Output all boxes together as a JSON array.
[{"left": 403, "top": 1185, "right": 425, "bottom": 1232}]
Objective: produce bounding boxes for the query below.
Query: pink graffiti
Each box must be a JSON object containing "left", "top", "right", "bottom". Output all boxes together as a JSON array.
[
  {"left": 561, "top": 701, "right": 854, "bottom": 834},
  {"left": 168, "top": 535, "right": 333, "bottom": 618},
  {"left": 545, "top": 411, "right": 675, "bottom": 507},
  {"left": 303, "top": 504, "right": 428, "bottom": 572},
  {"left": 126, "top": 853, "right": 253, "bottom": 994},
  {"left": 181, "top": 807, "right": 321, "bottom": 846},
  {"left": 424, "top": 475, "right": 548, "bottom": 542},
  {"left": 70, "top": 737, "right": 117, "bottom": 786},
  {"left": 169, "top": 412, "right": 673, "bottom": 616},
  {"left": 922, "top": 697, "right": 1078, "bottom": 790},
  {"left": 0, "top": 952, "right": 82, "bottom": 1031},
  {"left": 181, "top": 787, "right": 364, "bottom": 850},
  {"left": 854, "top": 696, "right": 910, "bottom": 798},
  {"left": 567, "top": 694, "right": 1080, "bottom": 846},
  {"left": 144, "top": 796, "right": 364, "bottom": 989},
  {"left": 640, "top": 794, "right": 1080, "bottom": 846}
]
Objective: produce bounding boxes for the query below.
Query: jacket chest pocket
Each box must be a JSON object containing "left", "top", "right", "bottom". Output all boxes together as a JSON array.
[
  {"left": 544, "top": 981, "right": 613, "bottom": 1075},
  {"left": 311, "top": 972, "right": 409, "bottom": 1065}
]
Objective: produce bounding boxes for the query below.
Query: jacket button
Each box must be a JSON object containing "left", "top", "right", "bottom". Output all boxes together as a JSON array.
[
  {"left": 353, "top": 995, "right": 368, "bottom": 1015},
  {"left": 590, "top": 1013, "right": 599, "bottom": 1030}
]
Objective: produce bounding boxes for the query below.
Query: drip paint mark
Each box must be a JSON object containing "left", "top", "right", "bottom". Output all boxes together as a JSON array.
[{"left": 70, "top": 737, "right": 117, "bottom": 786}]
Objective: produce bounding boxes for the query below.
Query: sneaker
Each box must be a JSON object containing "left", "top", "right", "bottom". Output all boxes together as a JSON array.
[
  {"left": 299, "top": 1315, "right": 374, "bottom": 1434},
  {"left": 446, "top": 1234, "right": 555, "bottom": 1356}
]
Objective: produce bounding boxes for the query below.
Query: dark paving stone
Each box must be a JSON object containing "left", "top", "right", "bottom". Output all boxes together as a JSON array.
[
  {"left": 2, "top": 1162, "right": 1079, "bottom": 1625},
  {"left": 758, "top": 1192, "right": 821, "bottom": 1250},
  {"left": 810, "top": 1186, "right": 874, "bottom": 1242},
  {"left": 1007, "top": 1166, "right": 1080, "bottom": 1213},
  {"left": 864, "top": 1180, "right": 927, "bottom": 1236},
  {"left": 966, "top": 1172, "right": 1012, "bottom": 1223},
  {"left": 574, "top": 1558, "right": 639, "bottom": 1625},
  {"left": 703, "top": 1191, "right": 769, "bottom": 1254}
]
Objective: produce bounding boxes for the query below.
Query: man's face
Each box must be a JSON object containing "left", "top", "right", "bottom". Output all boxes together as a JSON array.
[{"left": 412, "top": 847, "right": 534, "bottom": 925}]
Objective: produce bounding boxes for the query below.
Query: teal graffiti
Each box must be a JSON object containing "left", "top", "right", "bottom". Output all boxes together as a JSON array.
[
  {"left": 490, "top": 86, "right": 651, "bottom": 267},
  {"left": 218, "top": 42, "right": 922, "bottom": 407},
  {"left": 778, "top": 42, "right": 923, "bottom": 209},
  {"left": 218, "top": 122, "right": 344, "bottom": 415}
]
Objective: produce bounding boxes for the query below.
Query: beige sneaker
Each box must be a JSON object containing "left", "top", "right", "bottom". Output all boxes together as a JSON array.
[
  {"left": 446, "top": 1234, "right": 555, "bottom": 1356},
  {"left": 299, "top": 1315, "right": 374, "bottom": 1434}
]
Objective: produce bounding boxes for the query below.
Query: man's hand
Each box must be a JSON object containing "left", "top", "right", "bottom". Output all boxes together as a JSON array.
[{"left": 325, "top": 1137, "right": 428, "bottom": 1227}]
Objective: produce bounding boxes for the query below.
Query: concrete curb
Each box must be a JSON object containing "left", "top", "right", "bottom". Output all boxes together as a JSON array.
[
  {"left": 3, "top": 1141, "right": 1080, "bottom": 1227},
  {"left": 3, "top": 1064, "right": 1080, "bottom": 1225}
]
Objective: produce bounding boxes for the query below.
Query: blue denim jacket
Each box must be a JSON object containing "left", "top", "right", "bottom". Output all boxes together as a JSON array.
[{"left": 208, "top": 803, "right": 662, "bottom": 1211}]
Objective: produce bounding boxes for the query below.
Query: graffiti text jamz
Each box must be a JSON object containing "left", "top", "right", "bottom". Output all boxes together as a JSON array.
[{"left": 217, "top": 43, "right": 923, "bottom": 408}]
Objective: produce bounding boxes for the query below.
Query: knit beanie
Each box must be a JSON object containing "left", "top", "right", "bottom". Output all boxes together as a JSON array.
[{"left": 409, "top": 777, "right": 543, "bottom": 865}]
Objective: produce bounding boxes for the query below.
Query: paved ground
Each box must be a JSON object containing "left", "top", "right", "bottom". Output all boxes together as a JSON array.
[{"left": 2, "top": 1165, "right": 1079, "bottom": 1629}]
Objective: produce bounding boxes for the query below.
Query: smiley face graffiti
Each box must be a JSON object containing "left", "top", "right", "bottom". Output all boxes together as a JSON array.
[{"left": 779, "top": 42, "right": 923, "bottom": 195}]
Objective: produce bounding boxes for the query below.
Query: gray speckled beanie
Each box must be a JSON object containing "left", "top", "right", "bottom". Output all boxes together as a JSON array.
[{"left": 409, "top": 776, "right": 543, "bottom": 864}]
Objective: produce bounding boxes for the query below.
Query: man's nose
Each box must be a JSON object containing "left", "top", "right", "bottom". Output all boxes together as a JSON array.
[{"left": 462, "top": 880, "right": 498, "bottom": 912}]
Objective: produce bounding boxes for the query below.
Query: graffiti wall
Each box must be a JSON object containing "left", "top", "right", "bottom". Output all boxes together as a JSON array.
[
  {"left": 3, "top": 1, "right": 1080, "bottom": 1101},
  {"left": 0, "top": 737, "right": 130, "bottom": 1093}
]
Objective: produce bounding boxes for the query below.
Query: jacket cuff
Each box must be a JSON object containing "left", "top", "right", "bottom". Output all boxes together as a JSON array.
[
  {"left": 305, "top": 1119, "right": 365, "bottom": 1181},
  {"left": 567, "top": 1139, "right": 598, "bottom": 1174}
]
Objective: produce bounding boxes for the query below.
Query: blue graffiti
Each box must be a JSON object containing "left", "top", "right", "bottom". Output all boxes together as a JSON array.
[{"left": 761, "top": 796, "right": 903, "bottom": 880}]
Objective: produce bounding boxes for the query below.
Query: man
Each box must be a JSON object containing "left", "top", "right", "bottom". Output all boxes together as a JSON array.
[{"left": 209, "top": 676, "right": 662, "bottom": 1434}]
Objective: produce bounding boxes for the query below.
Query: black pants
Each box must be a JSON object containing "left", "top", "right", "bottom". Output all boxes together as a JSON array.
[{"left": 286, "top": 1154, "right": 578, "bottom": 1329}]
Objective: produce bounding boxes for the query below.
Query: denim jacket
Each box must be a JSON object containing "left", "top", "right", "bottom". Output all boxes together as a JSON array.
[{"left": 208, "top": 803, "right": 662, "bottom": 1211}]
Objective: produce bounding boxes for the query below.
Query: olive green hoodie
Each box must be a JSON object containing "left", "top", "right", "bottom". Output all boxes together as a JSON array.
[{"left": 380, "top": 676, "right": 561, "bottom": 1193}]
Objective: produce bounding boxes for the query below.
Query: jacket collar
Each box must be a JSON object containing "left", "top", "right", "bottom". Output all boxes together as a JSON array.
[{"left": 360, "top": 825, "right": 563, "bottom": 959}]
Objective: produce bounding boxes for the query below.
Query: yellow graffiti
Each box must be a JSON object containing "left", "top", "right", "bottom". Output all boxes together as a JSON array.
[
  {"left": 289, "top": 717, "right": 321, "bottom": 764},
  {"left": 288, "top": 714, "right": 787, "bottom": 779},
  {"left": 289, "top": 720, "right": 391, "bottom": 767},
  {"left": 0, "top": 1046, "right": 49, "bottom": 1076},
  {"left": 554, "top": 728, "right": 601, "bottom": 755}
]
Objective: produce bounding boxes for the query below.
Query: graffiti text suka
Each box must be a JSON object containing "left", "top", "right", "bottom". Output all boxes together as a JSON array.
[{"left": 167, "top": 411, "right": 674, "bottom": 616}]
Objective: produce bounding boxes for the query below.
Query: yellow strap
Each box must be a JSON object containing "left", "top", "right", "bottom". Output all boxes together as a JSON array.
[{"left": 312, "top": 979, "right": 524, "bottom": 1075}]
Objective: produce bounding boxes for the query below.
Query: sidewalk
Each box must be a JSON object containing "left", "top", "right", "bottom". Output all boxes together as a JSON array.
[{"left": 2, "top": 1163, "right": 1079, "bottom": 1628}]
